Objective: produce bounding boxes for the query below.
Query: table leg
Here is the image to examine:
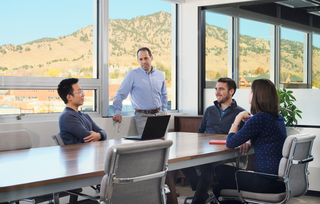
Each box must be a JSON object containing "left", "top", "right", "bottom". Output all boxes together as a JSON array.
[
  {"left": 53, "top": 193, "right": 60, "bottom": 204},
  {"left": 166, "top": 170, "right": 178, "bottom": 204}
]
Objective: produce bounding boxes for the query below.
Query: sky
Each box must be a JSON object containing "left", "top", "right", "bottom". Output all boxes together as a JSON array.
[{"left": 0, "top": 0, "right": 171, "bottom": 46}]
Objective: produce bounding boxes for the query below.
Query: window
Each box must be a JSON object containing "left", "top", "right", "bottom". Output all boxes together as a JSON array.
[
  {"left": 239, "top": 18, "right": 271, "bottom": 89},
  {"left": 205, "top": 11, "right": 229, "bottom": 87},
  {"left": 0, "top": 89, "right": 95, "bottom": 114},
  {"left": 0, "top": 0, "right": 100, "bottom": 116},
  {"left": 0, "top": 0, "right": 177, "bottom": 117},
  {"left": 0, "top": 0, "right": 96, "bottom": 79},
  {"left": 313, "top": 33, "right": 320, "bottom": 89},
  {"left": 108, "top": 0, "right": 176, "bottom": 114},
  {"left": 280, "top": 27, "right": 305, "bottom": 87}
]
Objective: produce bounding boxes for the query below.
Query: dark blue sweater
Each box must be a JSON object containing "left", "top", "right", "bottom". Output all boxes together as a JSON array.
[
  {"left": 59, "top": 107, "right": 107, "bottom": 145},
  {"left": 226, "top": 112, "right": 287, "bottom": 175},
  {"left": 198, "top": 100, "right": 245, "bottom": 134}
]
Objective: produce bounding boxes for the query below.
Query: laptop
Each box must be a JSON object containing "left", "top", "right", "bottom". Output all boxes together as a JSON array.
[{"left": 124, "top": 115, "right": 171, "bottom": 140}]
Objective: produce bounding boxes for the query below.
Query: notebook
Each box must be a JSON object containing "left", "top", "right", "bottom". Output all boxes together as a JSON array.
[
  {"left": 209, "top": 140, "right": 227, "bottom": 145},
  {"left": 124, "top": 115, "right": 171, "bottom": 140}
]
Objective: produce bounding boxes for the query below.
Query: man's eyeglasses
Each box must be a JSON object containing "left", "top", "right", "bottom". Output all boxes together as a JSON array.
[{"left": 73, "top": 90, "right": 85, "bottom": 95}]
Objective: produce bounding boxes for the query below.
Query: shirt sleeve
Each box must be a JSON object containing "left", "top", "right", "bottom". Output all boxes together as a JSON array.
[
  {"left": 85, "top": 115, "right": 107, "bottom": 141},
  {"left": 198, "top": 109, "right": 208, "bottom": 133},
  {"left": 226, "top": 114, "right": 262, "bottom": 148},
  {"left": 161, "top": 77, "right": 168, "bottom": 112},
  {"left": 113, "top": 71, "right": 134, "bottom": 115}
]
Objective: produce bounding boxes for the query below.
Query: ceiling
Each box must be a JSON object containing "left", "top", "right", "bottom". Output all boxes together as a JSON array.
[{"left": 276, "top": 0, "right": 320, "bottom": 16}]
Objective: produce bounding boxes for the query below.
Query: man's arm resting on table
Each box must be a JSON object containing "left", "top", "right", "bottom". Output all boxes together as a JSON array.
[{"left": 84, "top": 131, "right": 102, "bottom": 142}]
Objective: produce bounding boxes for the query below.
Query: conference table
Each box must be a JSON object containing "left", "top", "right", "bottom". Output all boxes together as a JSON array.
[{"left": 0, "top": 132, "right": 244, "bottom": 204}]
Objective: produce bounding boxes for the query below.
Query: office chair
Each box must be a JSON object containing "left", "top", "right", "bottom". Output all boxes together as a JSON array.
[
  {"left": 0, "top": 129, "right": 80, "bottom": 204},
  {"left": 218, "top": 133, "right": 316, "bottom": 204},
  {"left": 65, "top": 139, "right": 173, "bottom": 204}
]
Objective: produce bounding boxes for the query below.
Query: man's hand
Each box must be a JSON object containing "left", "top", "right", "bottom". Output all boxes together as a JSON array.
[
  {"left": 113, "top": 114, "right": 122, "bottom": 123},
  {"left": 163, "top": 112, "right": 167, "bottom": 115},
  {"left": 84, "top": 131, "right": 101, "bottom": 143},
  {"left": 239, "top": 141, "right": 251, "bottom": 155}
]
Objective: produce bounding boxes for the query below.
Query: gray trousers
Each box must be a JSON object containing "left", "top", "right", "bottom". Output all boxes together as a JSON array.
[{"left": 134, "top": 110, "right": 165, "bottom": 135}]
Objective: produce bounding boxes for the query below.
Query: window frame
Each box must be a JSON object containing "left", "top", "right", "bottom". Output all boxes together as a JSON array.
[{"left": 199, "top": 5, "right": 320, "bottom": 114}]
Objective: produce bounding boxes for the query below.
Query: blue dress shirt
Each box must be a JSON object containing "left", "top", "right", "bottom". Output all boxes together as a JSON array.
[{"left": 113, "top": 67, "right": 168, "bottom": 114}]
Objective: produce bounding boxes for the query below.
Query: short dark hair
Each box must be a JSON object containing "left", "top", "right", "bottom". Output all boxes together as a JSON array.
[
  {"left": 217, "top": 77, "right": 237, "bottom": 96},
  {"left": 57, "top": 78, "right": 78, "bottom": 104},
  {"left": 250, "top": 79, "right": 279, "bottom": 118},
  {"left": 137, "top": 47, "right": 152, "bottom": 58}
]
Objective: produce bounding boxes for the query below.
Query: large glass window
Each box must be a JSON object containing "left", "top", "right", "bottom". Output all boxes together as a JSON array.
[
  {"left": 280, "top": 27, "right": 304, "bottom": 86},
  {"left": 313, "top": 33, "right": 320, "bottom": 89},
  {"left": 205, "top": 12, "right": 229, "bottom": 87},
  {"left": 239, "top": 19, "right": 271, "bottom": 89},
  {"left": 0, "top": 0, "right": 96, "bottom": 79},
  {"left": 108, "top": 0, "right": 175, "bottom": 114},
  {"left": 0, "top": 0, "right": 99, "bottom": 116}
]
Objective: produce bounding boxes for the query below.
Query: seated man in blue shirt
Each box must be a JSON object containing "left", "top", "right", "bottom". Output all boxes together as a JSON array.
[
  {"left": 57, "top": 78, "right": 107, "bottom": 145},
  {"left": 182, "top": 77, "right": 245, "bottom": 204}
]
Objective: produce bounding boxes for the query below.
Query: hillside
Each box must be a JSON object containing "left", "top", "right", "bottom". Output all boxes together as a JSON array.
[
  {"left": 0, "top": 11, "right": 319, "bottom": 82},
  {"left": 0, "top": 11, "right": 172, "bottom": 79}
]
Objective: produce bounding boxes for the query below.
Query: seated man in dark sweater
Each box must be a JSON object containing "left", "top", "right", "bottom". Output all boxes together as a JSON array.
[
  {"left": 57, "top": 78, "right": 107, "bottom": 145},
  {"left": 182, "top": 77, "right": 245, "bottom": 204}
]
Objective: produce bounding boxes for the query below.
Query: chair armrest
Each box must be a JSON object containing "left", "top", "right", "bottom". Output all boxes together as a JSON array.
[
  {"left": 113, "top": 168, "right": 167, "bottom": 184},
  {"left": 235, "top": 170, "right": 285, "bottom": 181},
  {"left": 293, "top": 155, "right": 314, "bottom": 164}
]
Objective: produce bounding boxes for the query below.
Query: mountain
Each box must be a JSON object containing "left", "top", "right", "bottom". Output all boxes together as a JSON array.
[{"left": 0, "top": 11, "right": 319, "bottom": 82}]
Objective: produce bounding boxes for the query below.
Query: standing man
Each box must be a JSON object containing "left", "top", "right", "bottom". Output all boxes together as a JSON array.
[
  {"left": 182, "top": 77, "right": 246, "bottom": 204},
  {"left": 112, "top": 47, "right": 167, "bottom": 134},
  {"left": 58, "top": 78, "right": 107, "bottom": 145}
]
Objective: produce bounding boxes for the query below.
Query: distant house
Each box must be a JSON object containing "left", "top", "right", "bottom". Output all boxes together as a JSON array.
[
  {"left": 0, "top": 103, "right": 20, "bottom": 114},
  {"left": 281, "top": 75, "right": 303, "bottom": 83},
  {"left": 239, "top": 73, "right": 270, "bottom": 89},
  {"left": 239, "top": 73, "right": 302, "bottom": 89}
]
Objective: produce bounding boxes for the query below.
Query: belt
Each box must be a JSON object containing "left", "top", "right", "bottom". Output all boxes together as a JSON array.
[{"left": 135, "top": 107, "right": 161, "bottom": 114}]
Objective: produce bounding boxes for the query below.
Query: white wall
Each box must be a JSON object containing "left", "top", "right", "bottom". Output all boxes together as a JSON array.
[{"left": 0, "top": 113, "right": 180, "bottom": 148}]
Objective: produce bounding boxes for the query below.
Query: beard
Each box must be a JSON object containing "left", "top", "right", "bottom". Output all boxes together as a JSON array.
[{"left": 217, "top": 94, "right": 231, "bottom": 104}]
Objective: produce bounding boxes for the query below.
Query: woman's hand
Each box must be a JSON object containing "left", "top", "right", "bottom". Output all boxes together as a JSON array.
[
  {"left": 239, "top": 141, "right": 251, "bottom": 155},
  {"left": 236, "top": 111, "right": 251, "bottom": 123},
  {"left": 229, "top": 111, "right": 251, "bottom": 134}
]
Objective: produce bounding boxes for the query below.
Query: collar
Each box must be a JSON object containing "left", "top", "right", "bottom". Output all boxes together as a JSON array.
[{"left": 139, "top": 66, "right": 154, "bottom": 74}]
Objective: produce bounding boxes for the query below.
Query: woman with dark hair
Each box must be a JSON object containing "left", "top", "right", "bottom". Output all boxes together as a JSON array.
[{"left": 212, "top": 79, "right": 287, "bottom": 203}]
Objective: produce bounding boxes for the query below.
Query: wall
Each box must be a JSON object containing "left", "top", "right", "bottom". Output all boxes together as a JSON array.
[{"left": 0, "top": 113, "right": 180, "bottom": 148}]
